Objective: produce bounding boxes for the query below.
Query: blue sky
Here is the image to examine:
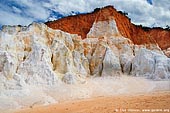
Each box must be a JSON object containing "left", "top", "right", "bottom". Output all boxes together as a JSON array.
[
  {"left": 0, "top": 0, "right": 170, "bottom": 27},
  {"left": 147, "top": 0, "right": 153, "bottom": 5}
]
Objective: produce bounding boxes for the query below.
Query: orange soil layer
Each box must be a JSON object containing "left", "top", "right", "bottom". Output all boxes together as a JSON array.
[
  {"left": 45, "top": 6, "right": 170, "bottom": 50},
  {"left": 16, "top": 91, "right": 170, "bottom": 113}
]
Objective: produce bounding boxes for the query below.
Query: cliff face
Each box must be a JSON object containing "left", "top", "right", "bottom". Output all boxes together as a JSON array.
[
  {"left": 0, "top": 22, "right": 169, "bottom": 88},
  {"left": 0, "top": 6, "right": 169, "bottom": 89},
  {"left": 0, "top": 7, "right": 170, "bottom": 110},
  {"left": 45, "top": 11, "right": 98, "bottom": 40},
  {"left": 148, "top": 29, "right": 170, "bottom": 49},
  {"left": 45, "top": 6, "right": 170, "bottom": 50}
]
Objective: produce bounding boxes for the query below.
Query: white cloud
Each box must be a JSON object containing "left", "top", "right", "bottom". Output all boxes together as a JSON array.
[
  {"left": 12, "top": 6, "right": 22, "bottom": 14},
  {"left": 0, "top": 0, "right": 170, "bottom": 27},
  {"left": 10, "top": 0, "right": 50, "bottom": 20},
  {"left": 0, "top": 10, "right": 34, "bottom": 26},
  {"left": 47, "top": 0, "right": 170, "bottom": 27}
]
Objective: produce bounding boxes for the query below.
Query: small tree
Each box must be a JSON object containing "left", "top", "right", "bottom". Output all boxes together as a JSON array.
[
  {"left": 166, "top": 25, "right": 170, "bottom": 30},
  {"left": 123, "top": 11, "right": 128, "bottom": 16},
  {"left": 94, "top": 8, "right": 100, "bottom": 12}
]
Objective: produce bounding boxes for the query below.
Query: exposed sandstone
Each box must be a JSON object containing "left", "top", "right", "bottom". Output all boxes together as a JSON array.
[
  {"left": 0, "top": 6, "right": 169, "bottom": 87},
  {"left": 131, "top": 48, "right": 170, "bottom": 80},
  {"left": 0, "top": 22, "right": 169, "bottom": 90},
  {"left": 0, "top": 6, "right": 170, "bottom": 112},
  {"left": 0, "top": 23, "right": 90, "bottom": 87},
  {"left": 46, "top": 6, "right": 170, "bottom": 50},
  {"left": 164, "top": 47, "right": 170, "bottom": 58}
]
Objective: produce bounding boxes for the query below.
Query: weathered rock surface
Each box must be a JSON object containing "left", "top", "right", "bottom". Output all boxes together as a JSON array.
[
  {"left": 0, "top": 23, "right": 90, "bottom": 88},
  {"left": 0, "top": 23, "right": 169, "bottom": 92},
  {"left": 102, "top": 47, "right": 122, "bottom": 76},
  {"left": 45, "top": 5, "right": 170, "bottom": 81},
  {"left": 0, "top": 6, "right": 169, "bottom": 90},
  {"left": 0, "top": 6, "right": 170, "bottom": 112},
  {"left": 46, "top": 6, "right": 170, "bottom": 50},
  {"left": 87, "top": 20, "right": 120, "bottom": 38},
  {"left": 131, "top": 48, "right": 170, "bottom": 80},
  {"left": 164, "top": 47, "right": 170, "bottom": 58}
]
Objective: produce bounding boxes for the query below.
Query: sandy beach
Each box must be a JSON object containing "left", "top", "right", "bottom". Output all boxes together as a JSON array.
[{"left": 15, "top": 91, "right": 170, "bottom": 113}]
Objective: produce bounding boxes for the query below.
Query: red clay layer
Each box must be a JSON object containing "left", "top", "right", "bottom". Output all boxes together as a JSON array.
[{"left": 45, "top": 6, "right": 170, "bottom": 50}]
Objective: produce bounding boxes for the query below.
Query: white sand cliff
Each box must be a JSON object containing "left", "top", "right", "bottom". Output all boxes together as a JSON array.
[{"left": 0, "top": 19, "right": 170, "bottom": 112}]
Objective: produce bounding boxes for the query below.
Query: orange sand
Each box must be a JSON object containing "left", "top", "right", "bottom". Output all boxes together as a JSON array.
[{"left": 15, "top": 91, "right": 170, "bottom": 113}]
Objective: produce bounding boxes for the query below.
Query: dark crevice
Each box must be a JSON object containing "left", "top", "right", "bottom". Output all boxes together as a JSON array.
[
  {"left": 15, "top": 65, "right": 19, "bottom": 74},
  {"left": 23, "top": 55, "right": 26, "bottom": 61},
  {"left": 100, "top": 62, "right": 104, "bottom": 77},
  {"left": 129, "top": 63, "right": 132, "bottom": 75},
  {"left": 89, "top": 43, "right": 98, "bottom": 75},
  {"left": 132, "top": 46, "right": 135, "bottom": 56},
  {"left": 51, "top": 54, "right": 55, "bottom": 71},
  {"left": 100, "top": 47, "right": 108, "bottom": 76},
  {"left": 120, "top": 63, "right": 124, "bottom": 73}
]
